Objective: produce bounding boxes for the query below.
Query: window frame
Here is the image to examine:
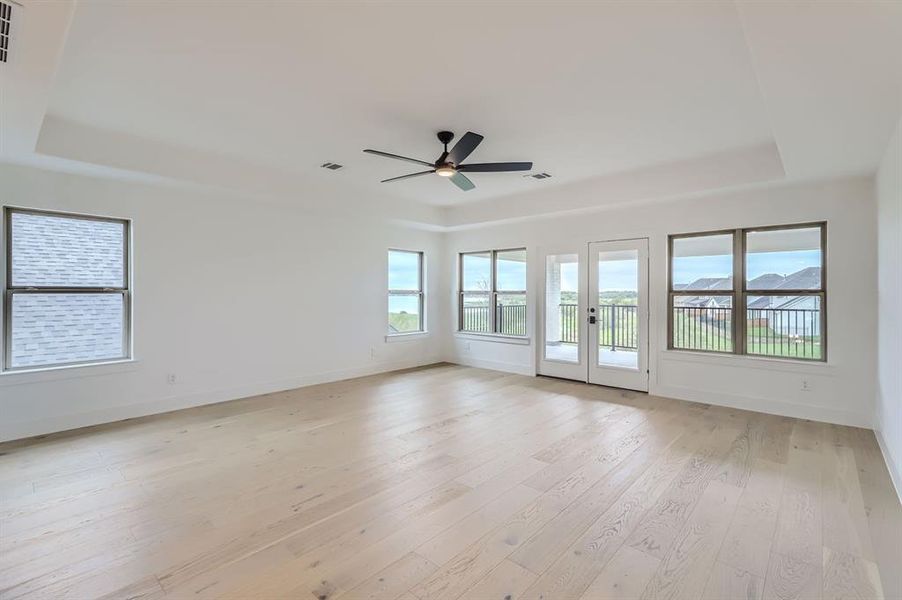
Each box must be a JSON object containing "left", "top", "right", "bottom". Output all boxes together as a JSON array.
[
  {"left": 387, "top": 248, "right": 425, "bottom": 336},
  {"left": 457, "top": 248, "right": 527, "bottom": 337},
  {"left": 668, "top": 222, "right": 826, "bottom": 362},
  {"left": 2, "top": 206, "right": 132, "bottom": 372}
]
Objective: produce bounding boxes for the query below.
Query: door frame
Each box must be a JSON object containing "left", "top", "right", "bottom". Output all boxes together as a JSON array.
[
  {"left": 536, "top": 238, "right": 649, "bottom": 392},
  {"left": 536, "top": 244, "right": 588, "bottom": 381},
  {"left": 587, "top": 238, "right": 649, "bottom": 392}
]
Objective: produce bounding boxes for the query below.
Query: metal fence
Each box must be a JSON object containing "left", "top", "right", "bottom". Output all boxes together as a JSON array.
[
  {"left": 672, "top": 306, "right": 821, "bottom": 358},
  {"left": 461, "top": 303, "right": 527, "bottom": 336},
  {"left": 746, "top": 307, "right": 821, "bottom": 358},
  {"left": 560, "top": 304, "right": 579, "bottom": 343},
  {"left": 466, "top": 303, "right": 820, "bottom": 359},
  {"left": 672, "top": 306, "right": 733, "bottom": 352},
  {"left": 559, "top": 304, "right": 638, "bottom": 349}
]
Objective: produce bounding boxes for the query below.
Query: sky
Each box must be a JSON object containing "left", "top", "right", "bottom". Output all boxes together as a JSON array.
[
  {"left": 388, "top": 250, "right": 420, "bottom": 290},
  {"left": 391, "top": 248, "right": 821, "bottom": 294},
  {"left": 461, "top": 254, "right": 526, "bottom": 290},
  {"left": 675, "top": 249, "right": 820, "bottom": 286}
]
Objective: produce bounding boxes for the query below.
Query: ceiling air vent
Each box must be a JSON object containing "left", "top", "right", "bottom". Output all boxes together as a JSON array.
[
  {"left": 321, "top": 162, "right": 343, "bottom": 170},
  {"left": 526, "top": 172, "right": 551, "bottom": 180},
  {"left": 0, "top": 1, "right": 14, "bottom": 64}
]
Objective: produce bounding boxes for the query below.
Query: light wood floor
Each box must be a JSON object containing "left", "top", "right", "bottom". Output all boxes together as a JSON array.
[{"left": 1, "top": 364, "right": 900, "bottom": 600}]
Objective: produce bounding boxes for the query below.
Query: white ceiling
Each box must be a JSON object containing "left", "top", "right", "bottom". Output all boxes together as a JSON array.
[{"left": 2, "top": 1, "right": 900, "bottom": 226}]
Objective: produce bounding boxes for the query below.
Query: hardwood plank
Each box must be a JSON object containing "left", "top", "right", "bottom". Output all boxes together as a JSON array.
[
  {"left": 639, "top": 480, "right": 743, "bottom": 600},
  {"left": 701, "top": 561, "right": 764, "bottom": 600},
  {"left": 762, "top": 552, "right": 822, "bottom": 600},
  {"left": 822, "top": 547, "right": 884, "bottom": 600},
  {"left": 337, "top": 552, "right": 438, "bottom": 600},
  {"left": 719, "top": 458, "right": 785, "bottom": 578},
  {"left": 579, "top": 544, "right": 660, "bottom": 600},
  {"left": 0, "top": 365, "right": 898, "bottom": 600},
  {"left": 625, "top": 425, "right": 743, "bottom": 560},
  {"left": 462, "top": 559, "right": 538, "bottom": 600}
]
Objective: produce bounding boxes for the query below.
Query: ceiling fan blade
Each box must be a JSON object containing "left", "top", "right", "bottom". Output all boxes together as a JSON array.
[
  {"left": 458, "top": 162, "right": 533, "bottom": 172},
  {"left": 447, "top": 132, "right": 484, "bottom": 165},
  {"left": 449, "top": 171, "right": 475, "bottom": 191},
  {"left": 381, "top": 170, "right": 435, "bottom": 183},
  {"left": 364, "top": 149, "right": 434, "bottom": 168}
]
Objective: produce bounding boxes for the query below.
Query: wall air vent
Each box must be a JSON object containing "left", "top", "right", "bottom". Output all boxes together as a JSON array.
[
  {"left": 0, "top": 1, "right": 13, "bottom": 64},
  {"left": 321, "top": 162, "right": 343, "bottom": 170},
  {"left": 526, "top": 172, "right": 551, "bottom": 180}
]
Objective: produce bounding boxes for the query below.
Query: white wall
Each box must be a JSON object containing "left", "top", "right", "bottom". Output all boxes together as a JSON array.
[
  {"left": 0, "top": 164, "right": 445, "bottom": 442},
  {"left": 876, "top": 116, "right": 902, "bottom": 494},
  {"left": 444, "top": 176, "right": 877, "bottom": 427}
]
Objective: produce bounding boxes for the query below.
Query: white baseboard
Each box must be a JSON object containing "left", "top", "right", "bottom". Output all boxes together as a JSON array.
[
  {"left": 448, "top": 356, "right": 535, "bottom": 377},
  {"left": 875, "top": 428, "right": 902, "bottom": 504},
  {"left": 0, "top": 357, "right": 443, "bottom": 443},
  {"left": 652, "top": 383, "right": 871, "bottom": 428}
]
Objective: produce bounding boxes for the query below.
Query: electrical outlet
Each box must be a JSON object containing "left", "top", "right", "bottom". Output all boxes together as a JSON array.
[
  {"left": 370, "top": 347, "right": 376, "bottom": 360},
  {"left": 167, "top": 373, "right": 177, "bottom": 385},
  {"left": 465, "top": 342, "right": 471, "bottom": 354},
  {"left": 801, "top": 379, "right": 811, "bottom": 392}
]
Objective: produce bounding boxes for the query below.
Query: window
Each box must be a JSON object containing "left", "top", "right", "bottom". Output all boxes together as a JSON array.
[
  {"left": 3, "top": 208, "right": 131, "bottom": 371},
  {"left": 459, "top": 248, "right": 527, "bottom": 336},
  {"left": 387, "top": 249, "right": 424, "bottom": 335},
  {"left": 668, "top": 223, "right": 825, "bottom": 361}
]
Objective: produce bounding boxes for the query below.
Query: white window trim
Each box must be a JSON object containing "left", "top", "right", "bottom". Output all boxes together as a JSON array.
[
  {"left": 458, "top": 248, "right": 528, "bottom": 338},
  {"left": 667, "top": 221, "right": 826, "bottom": 362},
  {"left": 387, "top": 249, "right": 425, "bottom": 336},
  {"left": 1, "top": 206, "right": 133, "bottom": 373}
]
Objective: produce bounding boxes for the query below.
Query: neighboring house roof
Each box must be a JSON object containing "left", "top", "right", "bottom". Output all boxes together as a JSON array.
[
  {"left": 678, "top": 266, "right": 821, "bottom": 312},
  {"left": 683, "top": 276, "right": 732, "bottom": 290},
  {"left": 777, "top": 266, "right": 821, "bottom": 290},
  {"left": 748, "top": 273, "right": 785, "bottom": 289}
]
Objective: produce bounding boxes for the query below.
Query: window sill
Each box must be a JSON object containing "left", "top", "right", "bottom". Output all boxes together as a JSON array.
[
  {"left": 659, "top": 349, "right": 834, "bottom": 374},
  {"left": 385, "top": 332, "right": 429, "bottom": 343},
  {"left": 0, "top": 359, "right": 139, "bottom": 386},
  {"left": 455, "top": 332, "right": 531, "bottom": 345}
]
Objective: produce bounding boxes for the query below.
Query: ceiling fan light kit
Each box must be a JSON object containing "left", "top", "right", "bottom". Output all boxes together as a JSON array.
[{"left": 363, "top": 131, "right": 533, "bottom": 191}]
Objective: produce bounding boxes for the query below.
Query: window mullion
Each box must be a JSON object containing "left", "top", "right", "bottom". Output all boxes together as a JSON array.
[
  {"left": 490, "top": 250, "right": 497, "bottom": 333},
  {"left": 734, "top": 228, "right": 744, "bottom": 355}
]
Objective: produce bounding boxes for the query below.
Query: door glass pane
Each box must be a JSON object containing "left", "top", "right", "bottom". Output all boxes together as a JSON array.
[
  {"left": 460, "top": 293, "right": 490, "bottom": 332},
  {"left": 544, "top": 253, "right": 579, "bottom": 363},
  {"left": 746, "top": 227, "right": 822, "bottom": 290},
  {"left": 461, "top": 252, "right": 491, "bottom": 291},
  {"left": 10, "top": 293, "right": 125, "bottom": 368},
  {"left": 388, "top": 250, "right": 420, "bottom": 291},
  {"left": 672, "top": 234, "right": 733, "bottom": 291},
  {"left": 496, "top": 249, "right": 526, "bottom": 290},
  {"left": 388, "top": 294, "right": 421, "bottom": 334},
  {"left": 597, "top": 249, "right": 638, "bottom": 369},
  {"left": 746, "top": 295, "right": 822, "bottom": 359},
  {"left": 496, "top": 293, "right": 526, "bottom": 336},
  {"left": 672, "top": 295, "right": 733, "bottom": 352}
]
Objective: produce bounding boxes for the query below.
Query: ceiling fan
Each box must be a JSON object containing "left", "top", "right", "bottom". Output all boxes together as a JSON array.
[{"left": 363, "top": 131, "right": 533, "bottom": 191}]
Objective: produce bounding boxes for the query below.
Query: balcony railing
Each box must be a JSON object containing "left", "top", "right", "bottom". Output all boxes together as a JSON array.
[
  {"left": 461, "top": 303, "right": 527, "bottom": 336},
  {"left": 672, "top": 305, "right": 821, "bottom": 358},
  {"left": 746, "top": 307, "right": 821, "bottom": 358},
  {"left": 465, "top": 303, "right": 821, "bottom": 359},
  {"left": 559, "top": 304, "right": 638, "bottom": 349}
]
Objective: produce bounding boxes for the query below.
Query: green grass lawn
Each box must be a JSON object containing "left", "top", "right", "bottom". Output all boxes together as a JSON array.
[
  {"left": 671, "top": 316, "right": 822, "bottom": 359},
  {"left": 389, "top": 312, "right": 420, "bottom": 333}
]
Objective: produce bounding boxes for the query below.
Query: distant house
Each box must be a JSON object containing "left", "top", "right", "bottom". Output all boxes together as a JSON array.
[
  {"left": 747, "top": 267, "right": 821, "bottom": 336},
  {"left": 676, "top": 267, "right": 821, "bottom": 337},
  {"left": 673, "top": 267, "right": 821, "bottom": 337}
]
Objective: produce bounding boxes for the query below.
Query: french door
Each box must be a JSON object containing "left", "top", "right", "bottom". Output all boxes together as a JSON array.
[{"left": 538, "top": 238, "right": 649, "bottom": 392}]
